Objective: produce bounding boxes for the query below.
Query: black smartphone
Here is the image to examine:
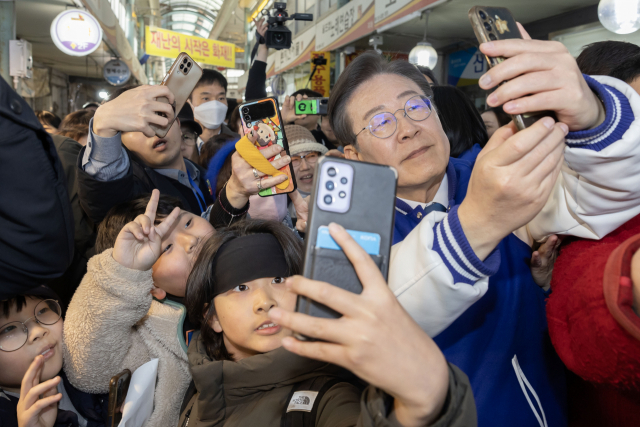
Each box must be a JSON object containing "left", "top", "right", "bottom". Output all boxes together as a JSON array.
[
  {"left": 239, "top": 97, "right": 297, "bottom": 196},
  {"left": 469, "top": 6, "right": 554, "bottom": 130},
  {"left": 295, "top": 98, "right": 329, "bottom": 115},
  {"left": 107, "top": 369, "right": 131, "bottom": 427},
  {"left": 295, "top": 157, "right": 397, "bottom": 339}
]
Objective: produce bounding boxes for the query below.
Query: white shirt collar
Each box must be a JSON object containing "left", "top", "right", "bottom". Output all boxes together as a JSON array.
[{"left": 398, "top": 172, "right": 448, "bottom": 210}]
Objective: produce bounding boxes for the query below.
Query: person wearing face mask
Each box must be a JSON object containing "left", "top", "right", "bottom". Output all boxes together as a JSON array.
[{"left": 188, "top": 70, "right": 240, "bottom": 154}]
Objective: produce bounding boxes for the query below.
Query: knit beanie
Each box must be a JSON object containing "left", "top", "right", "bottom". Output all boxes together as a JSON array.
[{"left": 285, "top": 125, "right": 328, "bottom": 156}]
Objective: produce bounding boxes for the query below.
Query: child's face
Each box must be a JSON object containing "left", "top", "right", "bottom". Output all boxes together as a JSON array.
[
  {"left": 211, "top": 276, "right": 297, "bottom": 361},
  {"left": 152, "top": 210, "right": 215, "bottom": 297},
  {"left": 0, "top": 298, "right": 63, "bottom": 392}
]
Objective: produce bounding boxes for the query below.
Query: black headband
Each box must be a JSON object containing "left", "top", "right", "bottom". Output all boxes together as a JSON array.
[{"left": 211, "top": 234, "right": 290, "bottom": 297}]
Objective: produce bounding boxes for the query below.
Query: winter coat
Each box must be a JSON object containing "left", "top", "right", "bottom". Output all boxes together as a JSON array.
[
  {"left": 63, "top": 250, "right": 191, "bottom": 427},
  {"left": 178, "top": 331, "right": 477, "bottom": 427},
  {"left": 547, "top": 214, "right": 640, "bottom": 427}
]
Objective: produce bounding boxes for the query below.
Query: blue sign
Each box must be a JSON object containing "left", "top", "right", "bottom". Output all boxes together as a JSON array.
[
  {"left": 447, "top": 47, "right": 487, "bottom": 87},
  {"left": 103, "top": 59, "right": 131, "bottom": 86}
]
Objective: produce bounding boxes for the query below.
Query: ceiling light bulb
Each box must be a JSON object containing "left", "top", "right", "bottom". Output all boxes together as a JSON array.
[
  {"left": 98, "top": 91, "right": 109, "bottom": 99},
  {"left": 598, "top": 0, "right": 640, "bottom": 34},
  {"left": 409, "top": 42, "right": 438, "bottom": 69}
]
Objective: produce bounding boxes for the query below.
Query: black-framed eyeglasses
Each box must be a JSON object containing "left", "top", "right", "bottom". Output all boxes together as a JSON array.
[
  {"left": 0, "top": 299, "right": 62, "bottom": 352},
  {"left": 291, "top": 152, "right": 320, "bottom": 167},
  {"left": 356, "top": 95, "right": 433, "bottom": 140}
]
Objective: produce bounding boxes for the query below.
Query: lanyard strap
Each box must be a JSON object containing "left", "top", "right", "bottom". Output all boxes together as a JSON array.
[{"left": 186, "top": 169, "right": 207, "bottom": 214}]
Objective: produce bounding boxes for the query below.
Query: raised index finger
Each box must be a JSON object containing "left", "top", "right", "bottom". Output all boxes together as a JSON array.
[
  {"left": 145, "top": 189, "right": 160, "bottom": 224},
  {"left": 20, "top": 356, "right": 43, "bottom": 398},
  {"left": 480, "top": 37, "right": 567, "bottom": 59}
]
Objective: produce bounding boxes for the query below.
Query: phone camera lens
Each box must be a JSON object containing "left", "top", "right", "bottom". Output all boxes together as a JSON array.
[
  {"left": 484, "top": 22, "right": 492, "bottom": 31},
  {"left": 327, "top": 167, "right": 336, "bottom": 177},
  {"left": 339, "top": 191, "right": 346, "bottom": 198},
  {"left": 242, "top": 107, "right": 250, "bottom": 114},
  {"left": 187, "top": 62, "right": 191, "bottom": 67},
  {"left": 324, "top": 195, "right": 333, "bottom": 205},
  {"left": 180, "top": 64, "right": 184, "bottom": 69},
  {"left": 488, "top": 18, "right": 494, "bottom": 24},
  {"left": 326, "top": 181, "right": 335, "bottom": 191},
  {"left": 340, "top": 177, "right": 348, "bottom": 185},
  {"left": 183, "top": 58, "right": 188, "bottom": 63},
  {"left": 489, "top": 33, "right": 497, "bottom": 41},
  {"left": 479, "top": 10, "right": 487, "bottom": 19},
  {"left": 244, "top": 115, "right": 251, "bottom": 123}
]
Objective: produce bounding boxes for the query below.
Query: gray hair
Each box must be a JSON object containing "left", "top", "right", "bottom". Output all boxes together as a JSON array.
[{"left": 327, "top": 51, "right": 434, "bottom": 148}]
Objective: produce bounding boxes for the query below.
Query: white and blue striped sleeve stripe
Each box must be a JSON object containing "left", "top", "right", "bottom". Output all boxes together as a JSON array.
[
  {"left": 565, "top": 74, "right": 634, "bottom": 151},
  {"left": 431, "top": 205, "right": 501, "bottom": 285}
]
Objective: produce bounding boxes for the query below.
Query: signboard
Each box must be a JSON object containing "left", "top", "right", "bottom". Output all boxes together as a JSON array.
[
  {"left": 273, "top": 29, "right": 316, "bottom": 73},
  {"left": 375, "top": 0, "right": 443, "bottom": 29},
  {"left": 310, "top": 52, "right": 330, "bottom": 96},
  {"left": 145, "top": 27, "right": 235, "bottom": 68},
  {"left": 103, "top": 59, "right": 131, "bottom": 86},
  {"left": 447, "top": 47, "right": 487, "bottom": 87},
  {"left": 315, "top": 0, "right": 374, "bottom": 51},
  {"left": 50, "top": 10, "right": 103, "bottom": 57}
]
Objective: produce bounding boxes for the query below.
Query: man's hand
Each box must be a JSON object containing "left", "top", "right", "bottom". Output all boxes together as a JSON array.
[
  {"left": 253, "top": 17, "right": 270, "bottom": 62},
  {"left": 479, "top": 23, "right": 605, "bottom": 131},
  {"left": 17, "top": 356, "right": 62, "bottom": 427},
  {"left": 270, "top": 223, "right": 450, "bottom": 427},
  {"left": 288, "top": 190, "right": 309, "bottom": 233},
  {"left": 458, "top": 117, "right": 567, "bottom": 260},
  {"left": 281, "top": 94, "right": 308, "bottom": 125},
  {"left": 226, "top": 145, "right": 291, "bottom": 208},
  {"left": 254, "top": 17, "right": 268, "bottom": 39},
  {"left": 112, "top": 189, "right": 180, "bottom": 271},
  {"left": 531, "top": 235, "right": 561, "bottom": 291},
  {"left": 93, "top": 85, "right": 176, "bottom": 138}
]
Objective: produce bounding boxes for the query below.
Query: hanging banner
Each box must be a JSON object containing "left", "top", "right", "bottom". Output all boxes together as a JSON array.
[
  {"left": 375, "top": 0, "right": 443, "bottom": 29},
  {"left": 50, "top": 10, "right": 103, "bottom": 57},
  {"left": 315, "top": 0, "right": 375, "bottom": 52},
  {"left": 310, "top": 52, "right": 330, "bottom": 96},
  {"left": 447, "top": 47, "right": 487, "bottom": 87},
  {"left": 145, "top": 27, "right": 235, "bottom": 68}
]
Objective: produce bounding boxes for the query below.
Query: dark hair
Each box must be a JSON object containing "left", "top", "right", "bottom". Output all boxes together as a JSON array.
[
  {"left": 95, "top": 194, "right": 183, "bottom": 253},
  {"left": 228, "top": 104, "right": 242, "bottom": 134},
  {"left": 416, "top": 65, "right": 439, "bottom": 86},
  {"left": 292, "top": 89, "right": 322, "bottom": 98},
  {"left": 36, "top": 110, "right": 62, "bottom": 130},
  {"left": 577, "top": 41, "right": 640, "bottom": 77},
  {"left": 226, "top": 98, "right": 239, "bottom": 122},
  {"left": 59, "top": 109, "right": 95, "bottom": 142},
  {"left": 328, "top": 51, "right": 434, "bottom": 148},
  {"left": 193, "top": 69, "right": 228, "bottom": 95},
  {"left": 432, "top": 86, "right": 488, "bottom": 158},
  {"left": 610, "top": 54, "right": 640, "bottom": 85},
  {"left": 199, "top": 134, "right": 237, "bottom": 170},
  {"left": 185, "top": 219, "right": 304, "bottom": 361},
  {"left": 1, "top": 293, "right": 44, "bottom": 319},
  {"left": 483, "top": 105, "right": 511, "bottom": 128}
]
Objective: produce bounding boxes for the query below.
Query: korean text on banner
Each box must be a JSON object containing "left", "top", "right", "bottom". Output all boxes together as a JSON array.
[
  {"left": 145, "top": 27, "right": 235, "bottom": 68},
  {"left": 310, "top": 52, "right": 330, "bottom": 97}
]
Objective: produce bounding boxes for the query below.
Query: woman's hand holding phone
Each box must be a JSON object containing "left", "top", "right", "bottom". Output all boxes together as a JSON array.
[
  {"left": 479, "top": 23, "right": 605, "bottom": 131},
  {"left": 269, "top": 223, "right": 450, "bottom": 427}
]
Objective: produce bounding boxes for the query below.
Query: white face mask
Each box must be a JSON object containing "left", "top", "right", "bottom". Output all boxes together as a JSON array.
[{"left": 193, "top": 100, "right": 228, "bottom": 129}]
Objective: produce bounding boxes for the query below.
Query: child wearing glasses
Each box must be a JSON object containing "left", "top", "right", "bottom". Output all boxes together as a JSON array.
[{"left": 0, "top": 286, "right": 107, "bottom": 427}]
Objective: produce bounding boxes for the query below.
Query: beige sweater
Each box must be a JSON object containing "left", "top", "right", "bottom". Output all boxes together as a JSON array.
[{"left": 63, "top": 250, "right": 191, "bottom": 427}]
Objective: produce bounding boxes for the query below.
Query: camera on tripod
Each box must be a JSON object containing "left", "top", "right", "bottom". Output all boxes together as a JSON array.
[{"left": 263, "top": 2, "right": 313, "bottom": 50}]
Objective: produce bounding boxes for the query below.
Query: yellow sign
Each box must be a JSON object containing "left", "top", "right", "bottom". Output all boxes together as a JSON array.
[
  {"left": 310, "top": 52, "right": 330, "bottom": 97},
  {"left": 145, "top": 27, "right": 235, "bottom": 68}
]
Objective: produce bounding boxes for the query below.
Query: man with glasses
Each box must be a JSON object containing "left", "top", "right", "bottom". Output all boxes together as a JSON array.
[
  {"left": 328, "top": 41, "right": 640, "bottom": 427},
  {"left": 178, "top": 103, "right": 203, "bottom": 164},
  {"left": 284, "top": 125, "right": 327, "bottom": 222}
]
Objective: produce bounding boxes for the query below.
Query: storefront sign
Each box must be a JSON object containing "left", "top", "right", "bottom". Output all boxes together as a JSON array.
[
  {"left": 50, "top": 10, "right": 103, "bottom": 57},
  {"left": 375, "top": 0, "right": 442, "bottom": 29},
  {"left": 273, "top": 29, "right": 316, "bottom": 73},
  {"left": 145, "top": 27, "right": 235, "bottom": 68},
  {"left": 447, "top": 47, "right": 487, "bottom": 87},
  {"left": 310, "top": 52, "right": 330, "bottom": 96},
  {"left": 315, "top": 0, "right": 374, "bottom": 51},
  {"left": 103, "top": 59, "right": 131, "bottom": 86}
]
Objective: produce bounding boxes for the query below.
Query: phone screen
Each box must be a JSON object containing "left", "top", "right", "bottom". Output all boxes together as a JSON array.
[
  {"left": 240, "top": 98, "right": 296, "bottom": 196},
  {"left": 295, "top": 99, "right": 318, "bottom": 115}
]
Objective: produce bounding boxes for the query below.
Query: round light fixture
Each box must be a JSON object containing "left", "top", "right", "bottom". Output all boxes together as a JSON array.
[
  {"left": 98, "top": 91, "right": 109, "bottom": 99},
  {"left": 409, "top": 42, "right": 438, "bottom": 69},
  {"left": 598, "top": 0, "right": 640, "bottom": 34}
]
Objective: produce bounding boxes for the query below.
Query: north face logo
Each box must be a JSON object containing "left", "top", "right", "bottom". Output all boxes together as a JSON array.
[{"left": 291, "top": 396, "right": 311, "bottom": 405}]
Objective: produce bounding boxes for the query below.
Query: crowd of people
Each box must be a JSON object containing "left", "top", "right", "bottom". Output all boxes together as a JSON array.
[{"left": 1, "top": 15, "right": 640, "bottom": 427}]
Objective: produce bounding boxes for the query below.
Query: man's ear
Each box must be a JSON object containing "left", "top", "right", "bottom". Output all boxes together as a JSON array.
[
  {"left": 343, "top": 145, "right": 362, "bottom": 161},
  {"left": 150, "top": 287, "right": 166, "bottom": 300}
]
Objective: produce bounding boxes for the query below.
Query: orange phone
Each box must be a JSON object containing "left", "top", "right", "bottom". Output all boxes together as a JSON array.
[
  {"left": 469, "top": 6, "right": 554, "bottom": 130},
  {"left": 150, "top": 52, "right": 203, "bottom": 138}
]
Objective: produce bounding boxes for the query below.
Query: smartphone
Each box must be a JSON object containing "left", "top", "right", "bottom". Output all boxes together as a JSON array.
[
  {"left": 239, "top": 97, "right": 297, "bottom": 196},
  {"left": 295, "top": 98, "right": 329, "bottom": 116},
  {"left": 107, "top": 369, "right": 131, "bottom": 427},
  {"left": 150, "top": 52, "right": 203, "bottom": 138},
  {"left": 468, "top": 6, "right": 554, "bottom": 130},
  {"left": 295, "top": 158, "right": 397, "bottom": 339}
]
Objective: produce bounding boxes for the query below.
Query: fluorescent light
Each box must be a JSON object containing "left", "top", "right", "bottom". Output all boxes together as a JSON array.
[{"left": 226, "top": 69, "right": 245, "bottom": 78}]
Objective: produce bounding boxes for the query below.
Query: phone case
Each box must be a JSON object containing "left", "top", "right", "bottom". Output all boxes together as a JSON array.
[
  {"left": 296, "top": 157, "right": 397, "bottom": 329},
  {"left": 150, "top": 52, "right": 203, "bottom": 138},
  {"left": 239, "top": 97, "right": 297, "bottom": 196},
  {"left": 107, "top": 369, "right": 131, "bottom": 427},
  {"left": 295, "top": 98, "right": 329, "bottom": 115},
  {"left": 468, "top": 6, "right": 553, "bottom": 130}
]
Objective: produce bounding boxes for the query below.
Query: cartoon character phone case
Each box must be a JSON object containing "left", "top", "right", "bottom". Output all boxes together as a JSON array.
[{"left": 239, "top": 97, "right": 296, "bottom": 196}]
